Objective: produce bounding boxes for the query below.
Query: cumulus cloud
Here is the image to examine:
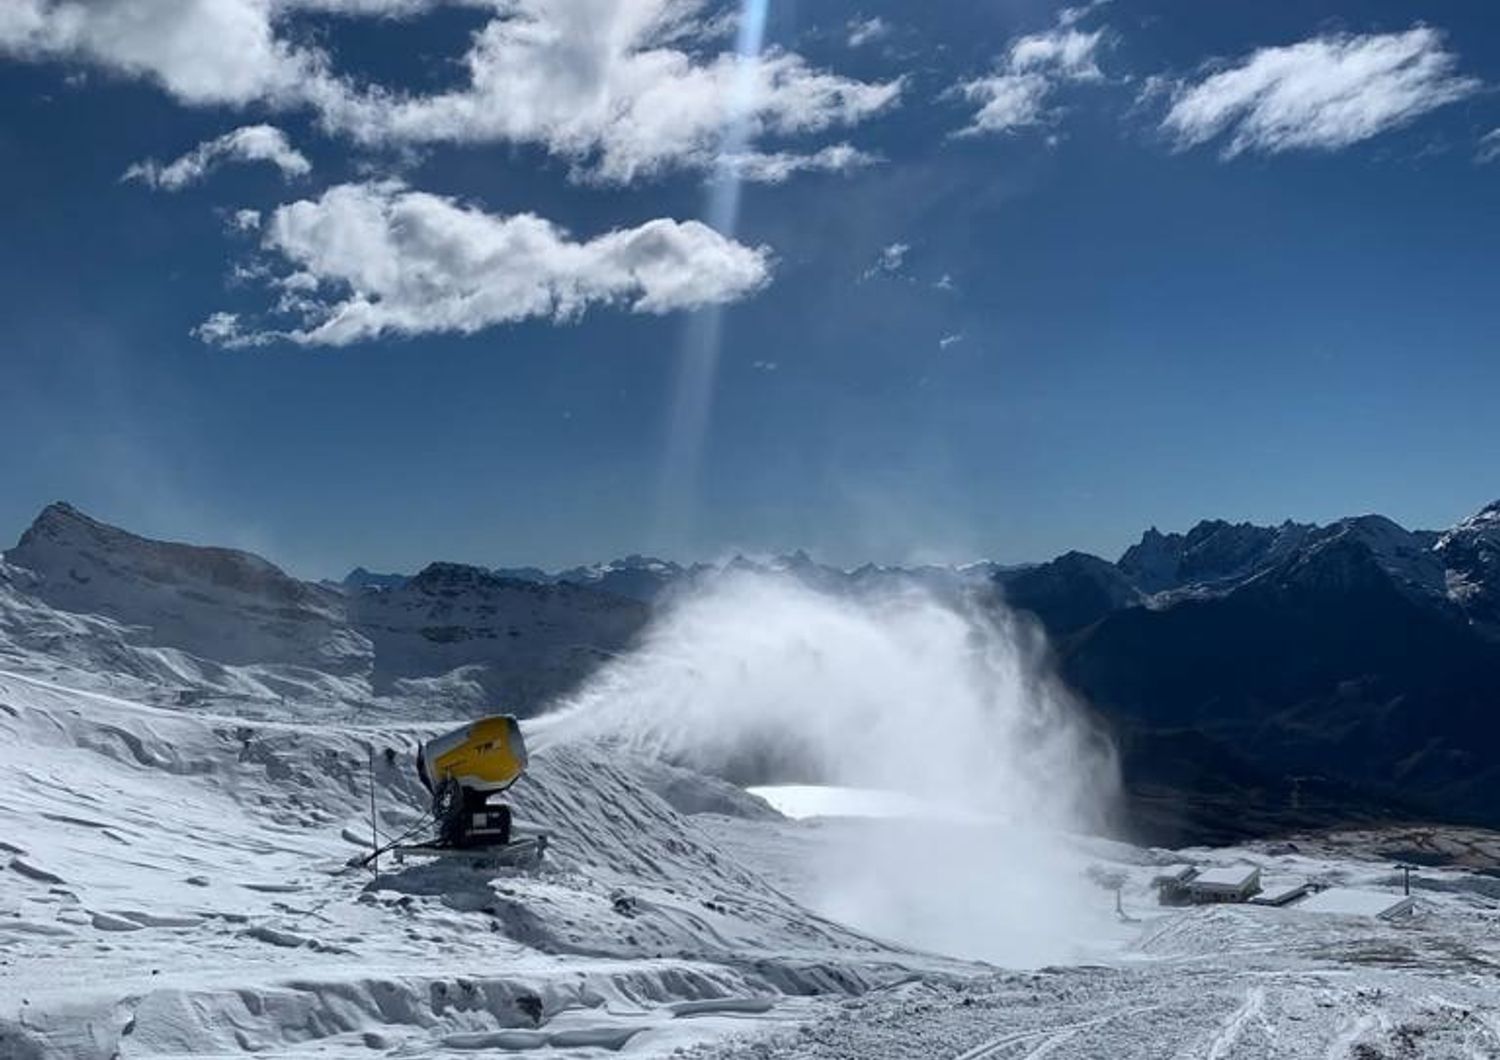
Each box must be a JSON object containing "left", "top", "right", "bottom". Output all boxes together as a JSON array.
[
  {"left": 320, "top": 0, "right": 901, "bottom": 182},
  {"left": 201, "top": 180, "right": 772, "bottom": 347},
  {"left": 715, "top": 143, "right": 878, "bottom": 183},
  {"left": 1160, "top": 27, "right": 1478, "bottom": 157},
  {"left": 3, "top": 0, "right": 896, "bottom": 184},
  {"left": 847, "top": 16, "right": 889, "bottom": 48},
  {"left": 0, "top": 0, "right": 328, "bottom": 106},
  {"left": 954, "top": 11, "right": 1104, "bottom": 136},
  {"left": 124, "top": 125, "right": 311, "bottom": 190}
]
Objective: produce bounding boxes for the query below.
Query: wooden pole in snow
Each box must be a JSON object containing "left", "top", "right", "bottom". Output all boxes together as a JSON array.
[{"left": 368, "top": 744, "right": 379, "bottom": 883}]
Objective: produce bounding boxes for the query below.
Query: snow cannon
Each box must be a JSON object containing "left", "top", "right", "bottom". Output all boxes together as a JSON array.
[{"left": 416, "top": 715, "right": 529, "bottom": 850}]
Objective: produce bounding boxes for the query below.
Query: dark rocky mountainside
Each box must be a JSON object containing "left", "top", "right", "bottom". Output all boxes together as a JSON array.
[{"left": 993, "top": 500, "right": 1500, "bottom": 843}]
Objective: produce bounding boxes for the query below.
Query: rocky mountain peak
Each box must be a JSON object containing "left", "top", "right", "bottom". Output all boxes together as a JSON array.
[
  {"left": 18, "top": 500, "right": 138, "bottom": 557},
  {"left": 10, "top": 501, "right": 314, "bottom": 607},
  {"left": 1435, "top": 500, "right": 1500, "bottom": 631},
  {"left": 4, "top": 502, "right": 358, "bottom": 676},
  {"left": 1306, "top": 515, "right": 1445, "bottom": 598},
  {"left": 1440, "top": 499, "right": 1500, "bottom": 544},
  {"left": 342, "top": 566, "right": 409, "bottom": 592},
  {"left": 407, "top": 561, "right": 531, "bottom": 596},
  {"left": 1118, "top": 517, "right": 1314, "bottom": 594}
]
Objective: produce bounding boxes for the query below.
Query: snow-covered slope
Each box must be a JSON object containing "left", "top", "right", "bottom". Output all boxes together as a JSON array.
[
  {"left": 0, "top": 669, "right": 943, "bottom": 1059},
  {"left": 0, "top": 505, "right": 649, "bottom": 717},
  {"left": 6, "top": 663, "right": 1498, "bottom": 1059},
  {"left": 3, "top": 547, "right": 1500, "bottom": 1060},
  {"left": 6, "top": 503, "right": 368, "bottom": 675}
]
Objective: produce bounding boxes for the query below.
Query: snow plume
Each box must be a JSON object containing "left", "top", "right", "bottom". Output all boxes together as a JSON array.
[{"left": 535, "top": 571, "right": 1120, "bottom": 965}]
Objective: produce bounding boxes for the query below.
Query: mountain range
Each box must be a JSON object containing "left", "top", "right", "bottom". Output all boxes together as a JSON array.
[
  {"left": 2, "top": 498, "right": 1497, "bottom": 843},
  {"left": 1005, "top": 504, "right": 1500, "bottom": 842}
]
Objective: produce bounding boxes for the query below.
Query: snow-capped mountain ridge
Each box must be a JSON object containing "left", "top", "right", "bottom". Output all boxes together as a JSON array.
[
  {"left": 333, "top": 502, "right": 1498, "bottom": 621},
  {"left": 8, "top": 501, "right": 365, "bottom": 675},
  {"left": 0, "top": 505, "right": 650, "bottom": 715},
  {"left": 1118, "top": 518, "right": 1315, "bottom": 594},
  {"left": 1096, "top": 503, "right": 1497, "bottom": 632},
  {"left": 1435, "top": 499, "right": 1500, "bottom": 632}
]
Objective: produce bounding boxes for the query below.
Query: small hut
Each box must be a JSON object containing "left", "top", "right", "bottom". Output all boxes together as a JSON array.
[{"left": 1181, "top": 865, "right": 1261, "bottom": 904}]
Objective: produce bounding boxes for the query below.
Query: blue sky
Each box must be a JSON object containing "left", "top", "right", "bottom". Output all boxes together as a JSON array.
[{"left": 2, "top": 1, "right": 1498, "bottom": 577}]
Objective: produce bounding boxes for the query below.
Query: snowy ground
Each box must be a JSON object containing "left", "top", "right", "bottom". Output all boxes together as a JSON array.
[{"left": 4, "top": 666, "right": 1500, "bottom": 1058}]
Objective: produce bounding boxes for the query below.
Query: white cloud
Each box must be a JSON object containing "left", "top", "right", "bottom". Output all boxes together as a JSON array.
[
  {"left": 860, "top": 240, "right": 909, "bottom": 281},
  {"left": 3, "top": 0, "right": 897, "bottom": 185},
  {"left": 1475, "top": 128, "right": 1500, "bottom": 164},
  {"left": 955, "top": 19, "right": 1104, "bottom": 136},
  {"left": 0, "top": 0, "right": 329, "bottom": 106},
  {"left": 877, "top": 241, "right": 908, "bottom": 269},
  {"left": 195, "top": 311, "right": 251, "bottom": 346},
  {"left": 715, "top": 143, "right": 878, "bottom": 183},
  {"left": 230, "top": 208, "right": 263, "bottom": 231},
  {"left": 1160, "top": 27, "right": 1478, "bottom": 157},
  {"left": 847, "top": 16, "right": 889, "bottom": 49},
  {"left": 938, "top": 332, "right": 962, "bottom": 349},
  {"left": 321, "top": 0, "right": 901, "bottom": 182},
  {"left": 934, "top": 273, "right": 956, "bottom": 291},
  {"left": 203, "top": 180, "right": 772, "bottom": 347},
  {"left": 124, "top": 125, "right": 311, "bottom": 190}
]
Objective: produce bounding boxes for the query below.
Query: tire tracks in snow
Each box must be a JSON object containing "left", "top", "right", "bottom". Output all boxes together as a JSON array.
[
  {"left": 952, "top": 1002, "right": 1170, "bottom": 1060},
  {"left": 1206, "top": 985, "right": 1267, "bottom": 1060}
]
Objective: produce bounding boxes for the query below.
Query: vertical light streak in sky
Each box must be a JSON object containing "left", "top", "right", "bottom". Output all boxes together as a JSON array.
[{"left": 655, "top": 0, "right": 770, "bottom": 555}]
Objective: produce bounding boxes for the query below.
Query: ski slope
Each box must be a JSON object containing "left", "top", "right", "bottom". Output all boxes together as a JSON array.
[
  {"left": 0, "top": 669, "right": 953, "bottom": 1058},
  {"left": 3, "top": 665, "right": 1500, "bottom": 1058}
]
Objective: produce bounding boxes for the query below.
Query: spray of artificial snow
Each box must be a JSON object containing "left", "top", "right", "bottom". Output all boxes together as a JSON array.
[{"left": 534, "top": 572, "right": 1121, "bottom": 965}]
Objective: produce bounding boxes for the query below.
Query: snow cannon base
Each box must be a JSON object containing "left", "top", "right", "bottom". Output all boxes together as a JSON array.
[{"left": 389, "top": 833, "right": 548, "bottom": 869}]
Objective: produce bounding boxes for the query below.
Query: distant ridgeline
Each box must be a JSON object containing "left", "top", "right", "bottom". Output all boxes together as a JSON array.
[{"left": 2, "top": 499, "right": 1498, "bottom": 845}]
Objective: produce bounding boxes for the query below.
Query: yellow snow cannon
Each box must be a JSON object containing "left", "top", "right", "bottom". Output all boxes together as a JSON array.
[{"left": 416, "top": 715, "right": 530, "bottom": 850}]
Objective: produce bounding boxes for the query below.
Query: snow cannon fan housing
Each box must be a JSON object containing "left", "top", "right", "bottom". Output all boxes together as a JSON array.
[{"left": 416, "top": 715, "right": 528, "bottom": 848}]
